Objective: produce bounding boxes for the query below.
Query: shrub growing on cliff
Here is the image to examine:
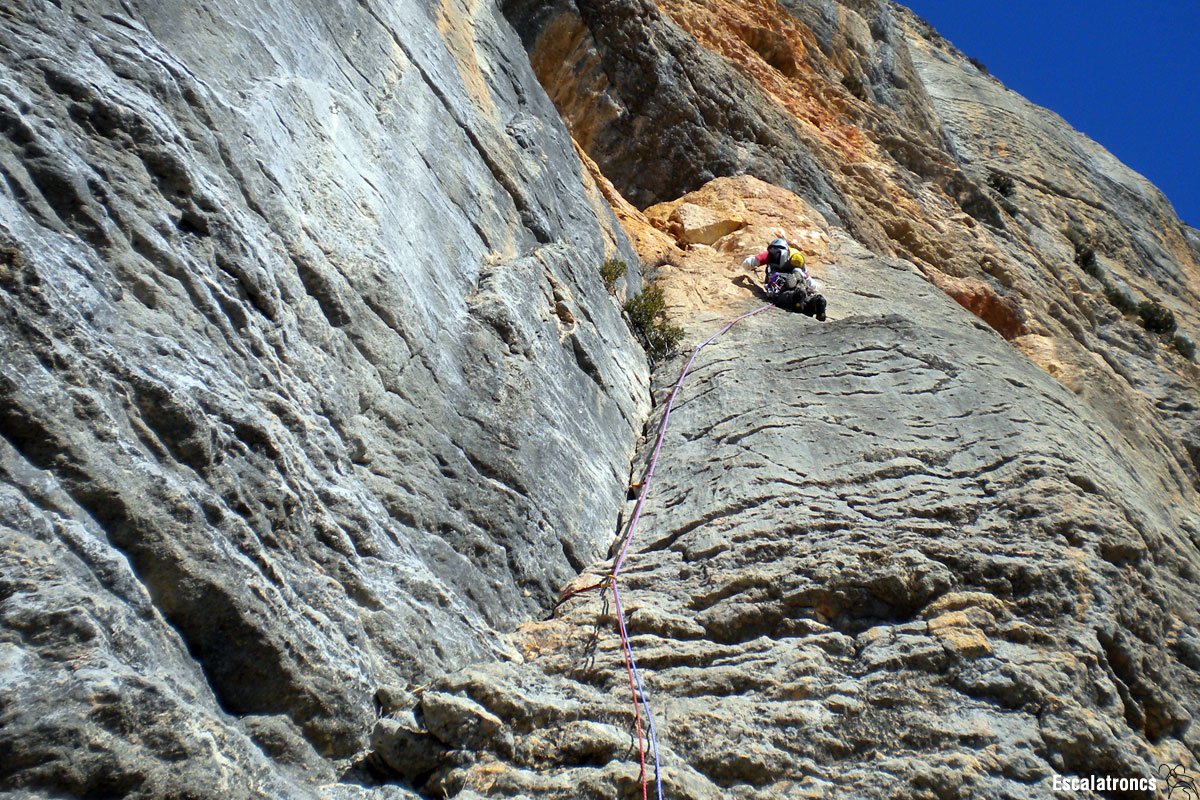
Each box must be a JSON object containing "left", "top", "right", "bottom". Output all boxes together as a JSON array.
[
  {"left": 0, "top": 244, "right": 28, "bottom": 291},
  {"left": 652, "top": 252, "right": 682, "bottom": 270},
  {"left": 599, "top": 259, "right": 626, "bottom": 294},
  {"left": 841, "top": 73, "right": 867, "bottom": 101},
  {"left": 986, "top": 170, "right": 1019, "bottom": 216},
  {"left": 624, "top": 285, "right": 684, "bottom": 363},
  {"left": 1137, "top": 300, "right": 1176, "bottom": 334},
  {"left": 1064, "top": 225, "right": 1099, "bottom": 277},
  {"left": 1104, "top": 284, "right": 1138, "bottom": 315},
  {"left": 987, "top": 170, "right": 1015, "bottom": 197}
]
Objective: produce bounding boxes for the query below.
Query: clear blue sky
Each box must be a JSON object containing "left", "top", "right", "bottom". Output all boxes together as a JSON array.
[{"left": 902, "top": 1, "right": 1200, "bottom": 227}]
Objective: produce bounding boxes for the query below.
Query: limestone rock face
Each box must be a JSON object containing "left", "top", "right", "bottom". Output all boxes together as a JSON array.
[
  {"left": 506, "top": 0, "right": 1200, "bottom": 500},
  {"left": 502, "top": 0, "right": 854, "bottom": 223},
  {"left": 0, "top": 0, "right": 647, "bottom": 796},
  {"left": 403, "top": 1, "right": 1200, "bottom": 796},
  {"left": 649, "top": 201, "right": 745, "bottom": 248},
  {"left": 394, "top": 181, "right": 1200, "bottom": 798}
]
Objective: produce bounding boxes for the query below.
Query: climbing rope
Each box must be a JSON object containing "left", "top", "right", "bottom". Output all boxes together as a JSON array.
[
  {"left": 614, "top": 303, "right": 775, "bottom": 577},
  {"left": 564, "top": 302, "right": 774, "bottom": 800}
]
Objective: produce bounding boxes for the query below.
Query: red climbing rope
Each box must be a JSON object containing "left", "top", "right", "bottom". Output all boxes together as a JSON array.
[
  {"left": 565, "top": 302, "right": 774, "bottom": 800},
  {"left": 612, "top": 584, "right": 650, "bottom": 799},
  {"left": 556, "top": 578, "right": 610, "bottom": 607}
]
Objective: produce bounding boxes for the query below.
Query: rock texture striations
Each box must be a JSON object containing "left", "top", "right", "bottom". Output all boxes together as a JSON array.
[{"left": 2, "top": 0, "right": 1199, "bottom": 798}]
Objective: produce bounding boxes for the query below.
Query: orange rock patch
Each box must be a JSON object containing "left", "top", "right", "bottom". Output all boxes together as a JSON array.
[
  {"left": 926, "top": 269, "right": 1028, "bottom": 340},
  {"left": 655, "top": 0, "right": 866, "bottom": 160},
  {"left": 637, "top": 176, "right": 830, "bottom": 328}
]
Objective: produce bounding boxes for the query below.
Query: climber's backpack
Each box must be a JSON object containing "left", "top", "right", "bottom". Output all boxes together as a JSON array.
[{"left": 774, "top": 272, "right": 810, "bottom": 308}]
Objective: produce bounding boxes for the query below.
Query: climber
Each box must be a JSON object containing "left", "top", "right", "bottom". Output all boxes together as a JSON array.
[{"left": 742, "top": 238, "right": 826, "bottom": 320}]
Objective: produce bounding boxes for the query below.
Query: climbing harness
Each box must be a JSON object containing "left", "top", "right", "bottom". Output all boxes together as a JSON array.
[
  {"left": 562, "top": 302, "right": 774, "bottom": 800},
  {"left": 764, "top": 271, "right": 784, "bottom": 297}
]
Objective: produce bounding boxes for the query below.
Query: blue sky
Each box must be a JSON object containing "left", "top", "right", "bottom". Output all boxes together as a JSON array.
[{"left": 901, "top": 1, "right": 1200, "bottom": 227}]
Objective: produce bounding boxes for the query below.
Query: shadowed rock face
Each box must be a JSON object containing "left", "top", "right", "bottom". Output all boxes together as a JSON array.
[
  {"left": 0, "top": 0, "right": 646, "bottom": 796},
  {"left": 501, "top": 0, "right": 855, "bottom": 223}
]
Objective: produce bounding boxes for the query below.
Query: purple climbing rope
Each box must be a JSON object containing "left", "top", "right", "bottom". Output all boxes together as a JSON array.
[{"left": 610, "top": 302, "right": 774, "bottom": 800}]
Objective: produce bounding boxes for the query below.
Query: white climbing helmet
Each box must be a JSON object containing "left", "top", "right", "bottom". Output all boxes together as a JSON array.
[{"left": 767, "top": 238, "right": 789, "bottom": 269}]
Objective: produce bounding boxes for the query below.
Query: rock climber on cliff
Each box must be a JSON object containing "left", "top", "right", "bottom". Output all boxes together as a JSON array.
[{"left": 742, "top": 238, "right": 826, "bottom": 321}]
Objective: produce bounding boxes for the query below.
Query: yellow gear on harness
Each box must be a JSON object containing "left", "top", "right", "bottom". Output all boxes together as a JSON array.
[{"left": 788, "top": 251, "right": 805, "bottom": 270}]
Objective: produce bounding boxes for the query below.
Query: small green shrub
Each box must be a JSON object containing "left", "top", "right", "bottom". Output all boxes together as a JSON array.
[
  {"left": 968, "top": 56, "right": 990, "bottom": 75},
  {"left": 1078, "top": 251, "right": 1100, "bottom": 278},
  {"left": 1137, "top": 300, "right": 1176, "bottom": 334},
  {"left": 841, "top": 73, "right": 867, "bottom": 101},
  {"left": 1173, "top": 334, "right": 1196, "bottom": 360},
  {"left": 652, "top": 253, "right": 682, "bottom": 270},
  {"left": 599, "top": 259, "right": 626, "bottom": 293},
  {"left": 624, "top": 285, "right": 684, "bottom": 362},
  {"left": 1104, "top": 284, "right": 1138, "bottom": 315},
  {"left": 0, "top": 244, "right": 27, "bottom": 289},
  {"left": 1064, "top": 225, "right": 1100, "bottom": 277},
  {"left": 987, "top": 170, "right": 1015, "bottom": 197},
  {"left": 0, "top": 245, "right": 23, "bottom": 267}
]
